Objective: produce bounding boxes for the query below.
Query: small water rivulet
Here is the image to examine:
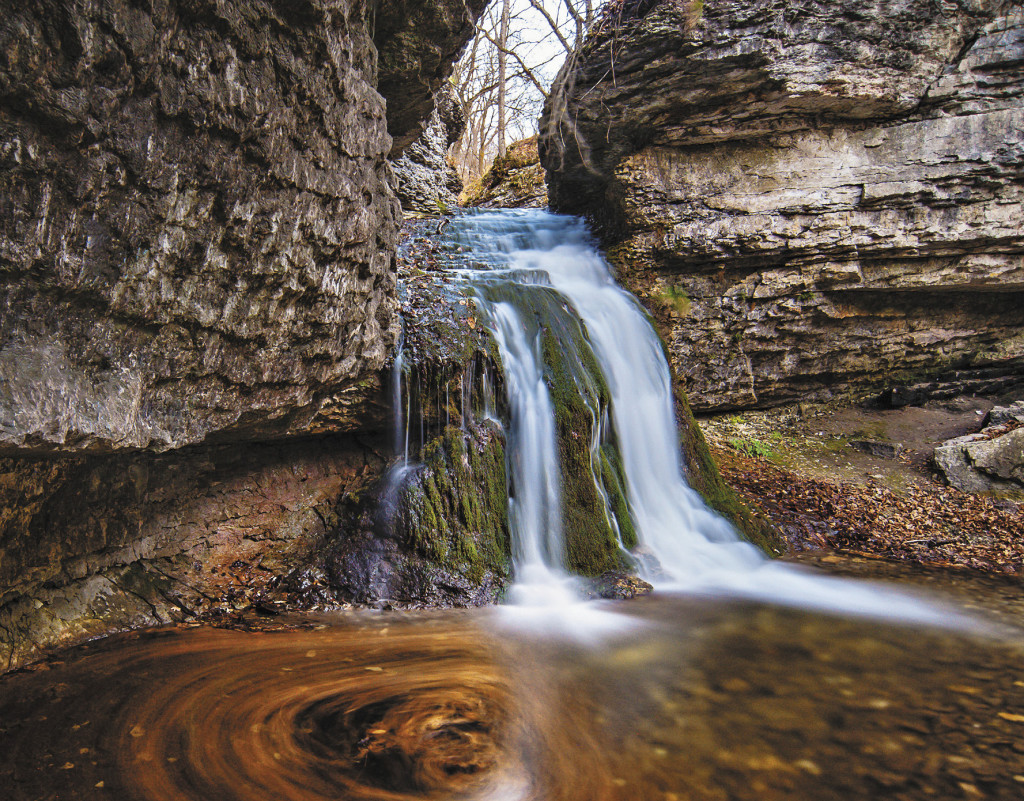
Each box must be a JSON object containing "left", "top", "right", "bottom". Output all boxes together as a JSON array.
[{"left": 2, "top": 210, "right": 1023, "bottom": 800}]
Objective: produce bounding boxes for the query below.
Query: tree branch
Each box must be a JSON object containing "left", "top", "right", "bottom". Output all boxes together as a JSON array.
[
  {"left": 527, "top": 0, "right": 574, "bottom": 54},
  {"left": 477, "top": 26, "right": 550, "bottom": 98}
]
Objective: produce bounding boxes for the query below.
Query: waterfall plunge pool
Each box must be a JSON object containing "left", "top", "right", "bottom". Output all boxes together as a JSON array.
[{"left": 2, "top": 588, "right": 1023, "bottom": 800}]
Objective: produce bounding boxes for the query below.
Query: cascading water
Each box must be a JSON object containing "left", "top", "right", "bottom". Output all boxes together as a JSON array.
[
  {"left": 442, "top": 210, "right": 757, "bottom": 587},
  {"left": 429, "top": 209, "right": 965, "bottom": 626},
  {"left": 474, "top": 212, "right": 762, "bottom": 581}
]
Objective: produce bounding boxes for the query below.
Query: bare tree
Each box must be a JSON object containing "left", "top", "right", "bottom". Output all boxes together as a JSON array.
[
  {"left": 497, "top": 0, "right": 511, "bottom": 158},
  {"left": 449, "top": 0, "right": 596, "bottom": 185}
]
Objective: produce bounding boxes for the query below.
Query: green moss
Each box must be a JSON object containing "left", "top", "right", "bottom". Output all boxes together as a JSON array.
[
  {"left": 654, "top": 285, "right": 692, "bottom": 317},
  {"left": 598, "top": 446, "right": 637, "bottom": 550},
  {"left": 539, "top": 301, "right": 632, "bottom": 576},
  {"left": 398, "top": 422, "right": 512, "bottom": 583},
  {"left": 477, "top": 280, "right": 636, "bottom": 576},
  {"left": 726, "top": 436, "right": 778, "bottom": 460}
]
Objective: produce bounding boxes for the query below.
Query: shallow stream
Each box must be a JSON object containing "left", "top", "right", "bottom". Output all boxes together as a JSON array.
[{"left": 3, "top": 211, "right": 1022, "bottom": 799}]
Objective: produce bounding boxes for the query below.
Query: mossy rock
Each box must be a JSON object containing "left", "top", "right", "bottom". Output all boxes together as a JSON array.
[
  {"left": 463, "top": 136, "right": 547, "bottom": 208},
  {"left": 398, "top": 421, "right": 512, "bottom": 583},
  {"left": 480, "top": 280, "right": 636, "bottom": 576}
]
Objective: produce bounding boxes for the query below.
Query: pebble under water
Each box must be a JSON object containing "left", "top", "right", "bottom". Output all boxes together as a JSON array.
[{"left": 2, "top": 588, "right": 1024, "bottom": 800}]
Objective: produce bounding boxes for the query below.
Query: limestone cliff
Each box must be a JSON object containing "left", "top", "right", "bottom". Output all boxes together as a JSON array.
[
  {"left": 391, "top": 84, "right": 466, "bottom": 214},
  {"left": 0, "top": 0, "right": 485, "bottom": 670},
  {"left": 541, "top": 0, "right": 1024, "bottom": 411}
]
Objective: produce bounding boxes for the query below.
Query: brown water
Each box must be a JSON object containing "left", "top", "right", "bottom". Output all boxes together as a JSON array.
[{"left": 2, "top": 589, "right": 1024, "bottom": 800}]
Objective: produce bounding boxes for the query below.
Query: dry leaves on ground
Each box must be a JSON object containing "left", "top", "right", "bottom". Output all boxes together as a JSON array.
[{"left": 715, "top": 448, "right": 1024, "bottom": 575}]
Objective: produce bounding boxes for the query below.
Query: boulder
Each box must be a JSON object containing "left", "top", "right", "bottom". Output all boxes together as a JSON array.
[
  {"left": 934, "top": 428, "right": 1024, "bottom": 499},
  {"left": 988, "top": 401, "right": 1024, "bottom": 426},
  {"left": 587, "top": 571, "right": 654, "bottom": 600}
]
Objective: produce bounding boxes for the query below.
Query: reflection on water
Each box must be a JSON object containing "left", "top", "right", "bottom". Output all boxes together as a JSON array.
[{"left": 2, "top": 589, "right": 1023, "bottom": 800}]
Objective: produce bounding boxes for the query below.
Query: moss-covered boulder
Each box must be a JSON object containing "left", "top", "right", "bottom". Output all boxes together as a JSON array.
[
  {"left": 478, "top": 280, "right": 637, "bottom": 576},
  {"left": 323, "top": 420, "right": 512, "bottom": 607}
]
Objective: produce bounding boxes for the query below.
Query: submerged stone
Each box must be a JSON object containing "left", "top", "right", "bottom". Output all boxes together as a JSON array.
[{"left": 587, "top": 571, "right": 654, "bottom": 600}]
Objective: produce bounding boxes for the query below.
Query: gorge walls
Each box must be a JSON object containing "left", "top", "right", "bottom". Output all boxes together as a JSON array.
[
  {"left": 541, "top": 0, "right": 1024, "bottom": 411},
  {"left": 0, "top": 0, "right": 484, "bottom": 669}
]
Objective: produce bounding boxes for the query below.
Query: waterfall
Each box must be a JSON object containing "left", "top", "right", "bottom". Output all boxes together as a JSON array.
[
  {"left": 442, "top": 209, "right": 759, "bottom": 585},
  {"left": 398, "top": 209, "right": 966, "bottom": 627}
]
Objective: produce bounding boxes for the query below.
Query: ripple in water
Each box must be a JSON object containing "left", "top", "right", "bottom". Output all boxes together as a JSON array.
[{"left": 2, "top": 589, "right": 1024, "bottom": 801}]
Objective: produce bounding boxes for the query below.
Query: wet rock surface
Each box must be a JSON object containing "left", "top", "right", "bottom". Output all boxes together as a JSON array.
[
  {"left": 541, "top": 0, "right": 1024, "bottom": 411},
  {"left": 585, "top": 571, "right": 654, "bottom": 600},
  {"left": 326, "top": 420, "right": 512, "bottom": 608}
]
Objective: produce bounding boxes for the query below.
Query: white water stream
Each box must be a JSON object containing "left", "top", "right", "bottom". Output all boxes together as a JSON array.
[{"left": 419, "top": 210, "right": 969, "bottom": 628}]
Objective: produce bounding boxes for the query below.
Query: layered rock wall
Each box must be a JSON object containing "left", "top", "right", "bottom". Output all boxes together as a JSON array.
[
  {"left": 0, "top": 0, "right": 403, "bottom": 452},
  {"left": 0, "top": 0, "right": 486, "bottom": 669},
  {"left": 0, "top": 434, "right": 386, "bottom": 670},
  {"left": 391, "top": 85, "right": 466, "bottom": 214},
  {"left": 541, "top": 0, "right": 1024, "bottom": 410}
]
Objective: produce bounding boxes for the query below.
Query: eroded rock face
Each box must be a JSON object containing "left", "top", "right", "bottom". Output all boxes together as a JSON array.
[
  {"left": 376, "top": 0, "right": 489, "bottom": 154},
  {"left": 541, "top": 0, "right": 1024, "bottom": 411},
  {"left": 391, "top": 85, "right": 466, "bottom": 214},
  {"left": 0, "top": 0, "right": 405, "bottom": 452},
  {"left": 0, "top": 434, "right": 387, "bottom": 670},
  {"left": 0, "top": 0, "right": 488, "bottom": 670}
]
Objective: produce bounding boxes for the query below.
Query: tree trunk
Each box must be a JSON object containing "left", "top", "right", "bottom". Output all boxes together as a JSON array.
[{"left": 496, "top": 0, "right": 510, "bottom": 158}]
